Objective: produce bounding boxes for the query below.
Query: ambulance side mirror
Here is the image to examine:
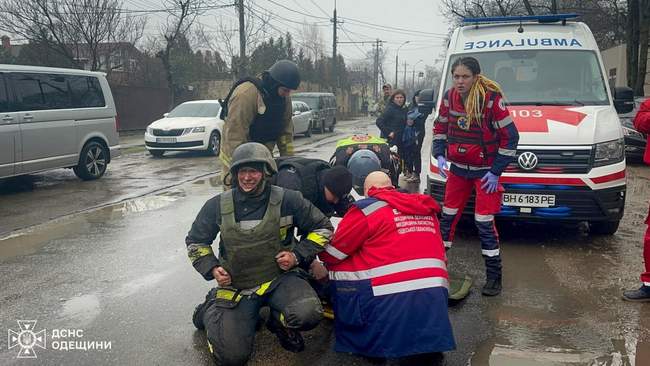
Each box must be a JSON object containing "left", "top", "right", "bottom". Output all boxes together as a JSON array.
[
  {"left": 417, "top": 88, "right": 436, "bottom": 115},
  {"left": 614, "top": 86, "right": 634, "bottom": 114}
]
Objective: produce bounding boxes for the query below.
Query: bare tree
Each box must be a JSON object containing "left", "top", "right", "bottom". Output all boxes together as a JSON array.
[
  {"left": 211, "top": 0, "right": 271, "bottom": 75},
  {"left": 0, "top": 0, "right": 145, "bottom": 70},
  {"left": 157, "top": 0, "right": 206, "bottom": 107},
  {"left": 300, "top": 22, "right": 325, "bottom": 61}
]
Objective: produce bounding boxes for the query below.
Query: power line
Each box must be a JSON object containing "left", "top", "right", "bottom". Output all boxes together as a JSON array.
[
  {"left": 339, "top": 16, "right": 447, "bottom": 37},
  {"left": 309, "top": 0, "right": 330, "bottom": 17},
  {"left": 261, "top": 0, "right": 329, "bottom": 20}
]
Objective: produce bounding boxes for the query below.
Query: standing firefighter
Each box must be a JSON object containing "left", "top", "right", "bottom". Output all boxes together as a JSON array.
[
  {"left": 219, "top": 60, "right": 300, "bottom": 175},
  {"left": 187, "top": 142, "right": 333, "bottom": 365},
  {"left": 433, "top": 56, "right": 519, "bottom": 296}
]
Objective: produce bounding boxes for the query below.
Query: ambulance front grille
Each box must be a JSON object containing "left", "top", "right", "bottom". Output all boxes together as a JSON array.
[{"left": 505, "top": 148, "right": 593, "bottom": 174}]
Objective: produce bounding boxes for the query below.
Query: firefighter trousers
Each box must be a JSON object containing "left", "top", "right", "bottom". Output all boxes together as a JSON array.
[
  {"left": 200, "top": 272, "right": 323, "bottom": 366},
  {"left": 439, "top": 171, "right": 503, "bottom": 280}
]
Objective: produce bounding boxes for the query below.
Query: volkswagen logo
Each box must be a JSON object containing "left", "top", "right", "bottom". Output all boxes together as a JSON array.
[{"left": 518, "top": 151, "right": 538, "bottom": 170}]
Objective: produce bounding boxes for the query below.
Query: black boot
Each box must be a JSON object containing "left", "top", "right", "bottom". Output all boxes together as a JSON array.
[
  {"left": 482, "top": 278, "right": 502, "bottom": 296},
  {"left": 192, "top": 288, "right": 217, "bottom": 330},
  {"left": 622, "top": 285, "right": 650, "bottom": 302},
  {"left": 266, "top": 316, "right": 305, "bottom": 353}
]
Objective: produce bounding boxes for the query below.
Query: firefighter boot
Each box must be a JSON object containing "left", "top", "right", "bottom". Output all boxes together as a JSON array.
[
  {"left": 622, "top": 285, "right": 650, "bottom": 302},
  {"left": 266, "top": 315, "right": 305, "bottom": 353},
  {"left": 192, "top": 288, "right": 217, "bottom": 330},
  {"left": 482, "top": 277, "right": 502, "bottom": 297}
]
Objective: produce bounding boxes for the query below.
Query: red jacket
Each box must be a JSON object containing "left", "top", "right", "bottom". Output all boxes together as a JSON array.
[
  {"left": 320, "top": 187, "right": 448, "bottom": 294},
  {"left": 633, "top": 98, "right": 650, "bottom": 165},
  {"left": 433, "top": 88, "right": 519, "bottom": 177}
]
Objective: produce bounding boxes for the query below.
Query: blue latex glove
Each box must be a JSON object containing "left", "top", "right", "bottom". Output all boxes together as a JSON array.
[
  {"left": 480, "top": 171, "right": 499, "bottom": 193},
  {"left": 436, "top": 156, "right": 447, "bottom": 178}
]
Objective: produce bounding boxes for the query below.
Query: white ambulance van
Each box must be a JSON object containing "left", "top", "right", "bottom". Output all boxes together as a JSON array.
[{"left": 427, "top": 14, "right": 635, "bottom": 235}]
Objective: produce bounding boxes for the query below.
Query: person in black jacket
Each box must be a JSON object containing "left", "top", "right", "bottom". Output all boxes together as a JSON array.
[
  {"left": 405, "top": 90, "right": 430, "bottom": 183},
  {"left": 375, "top": 89, "right": 407, "bottom": 150}
]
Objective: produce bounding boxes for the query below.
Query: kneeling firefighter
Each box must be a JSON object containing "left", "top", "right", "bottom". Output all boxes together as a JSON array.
[{"left": 186, "top": 142, "right": 333, "bottom": 365}]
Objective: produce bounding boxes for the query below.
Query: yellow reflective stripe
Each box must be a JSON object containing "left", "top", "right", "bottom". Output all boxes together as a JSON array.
[
  {"left": 215, "top": 288, "right": 242, "bottom": 302},
  {"left": 187, "top": 245, "right": 214, "bottom": 262},
  {"left": 279, "top": 313, "right": 287, "bottom": 327},
  {"left": 306, "top": 232, "right": 328, "bottom": 246},
  {"left": 207, "top": 341, "right": 214, "bottom": 354},
  {"left": 254, "top": 280, "right": 273, "bottom": 295}
]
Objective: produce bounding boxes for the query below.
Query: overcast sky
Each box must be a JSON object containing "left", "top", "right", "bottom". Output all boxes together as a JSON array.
[{"left": 127, "top": 0, "right": 451, "bottom": 85}]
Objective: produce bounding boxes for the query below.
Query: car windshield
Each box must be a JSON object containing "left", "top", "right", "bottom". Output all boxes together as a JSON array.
[
  {"left": 444, "top": 50, "right": 609, "bottom": 106},
  {"left": 294, "top": 96, "right": 319, "bottom": 109},
  {"left": 167, "top": 103, "right": 221, "bottom": 118}
]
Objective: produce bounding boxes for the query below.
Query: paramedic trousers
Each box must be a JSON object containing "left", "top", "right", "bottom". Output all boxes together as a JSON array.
[
  {"left": 439, "top": 171, "right": 503, "bottom": 280},
  {"left": 641, "top": 204, "right": 650, "bottom": 286},
  {"left": 200, "top": 273, "right": 323, "bottom": 366}
]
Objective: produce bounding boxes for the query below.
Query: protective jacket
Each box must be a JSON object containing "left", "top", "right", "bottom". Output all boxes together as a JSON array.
[
  {"left": 633, "top": 98, "right": 650, "bottom": 164},
  {"left": 185, "top": 184, "right": 333, "bottom": 289},
  {"left": 219, "top": 80, "right": 294, "bottom": 170},
  {"left": 274, "top": 157, "right": 350, "bottom": 217},
  {"left": 433, "top": 88, "right": 519, "bottom": 178},
  {"left": 320, "top": 187, "right": 455, "bottom": 357}
]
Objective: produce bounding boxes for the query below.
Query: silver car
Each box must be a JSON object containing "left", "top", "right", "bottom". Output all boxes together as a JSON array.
[{"left": 291, "top": 100, "right": 313, "bottom": 137}]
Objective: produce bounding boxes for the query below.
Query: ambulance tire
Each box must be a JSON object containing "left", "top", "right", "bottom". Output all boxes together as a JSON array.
[{"left": 590, "top": 220, "right": 620, "bottom": 236}]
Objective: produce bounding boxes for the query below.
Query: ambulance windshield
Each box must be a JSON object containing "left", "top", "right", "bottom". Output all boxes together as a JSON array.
[{"left": 445, "top": 50, "right": 609, "bottom": 106}]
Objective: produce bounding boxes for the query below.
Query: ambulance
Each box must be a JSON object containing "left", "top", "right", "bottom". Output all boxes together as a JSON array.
[{"left": 427, "top": 14, "right": 635, "bottom": 235}]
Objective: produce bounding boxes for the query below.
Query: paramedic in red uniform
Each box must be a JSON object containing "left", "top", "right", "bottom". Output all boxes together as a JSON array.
[
  {"left": 320, "top": 171, "right": 455, "bottom": 360},
  {"left": 432, "top": 56, "right": 519, "bottom": 296},
  {"left": 623, "top": 97, "right": 650, "bottom": 302}
]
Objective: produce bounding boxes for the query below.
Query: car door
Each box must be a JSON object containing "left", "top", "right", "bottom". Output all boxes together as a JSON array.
[
  {"left": 0, "top": 73, "right": 19, "bottom": 178},
  {"left": 12, "top": 72, "right": 78, "bottom": 174}
]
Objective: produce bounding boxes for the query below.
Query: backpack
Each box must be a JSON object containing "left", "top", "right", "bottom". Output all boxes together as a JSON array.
[
  {"left": 219, "top": 77, "right": 267, "bottom": 120},
  {"left": 274, "top": 157, "right": 331, "bottom": 203}
]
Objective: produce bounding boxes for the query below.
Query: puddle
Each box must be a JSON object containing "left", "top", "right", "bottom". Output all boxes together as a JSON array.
[
  {"left": 0, "top": 192, "right": 185, "bottom": 259},
  {"left": 192, "top": 175, "right": 221, "bottom": 187},
  {"left": 59, "top": 294, "right": 101, "bottom": 327}
]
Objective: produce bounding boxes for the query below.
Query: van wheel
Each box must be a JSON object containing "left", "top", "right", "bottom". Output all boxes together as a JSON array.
[
  {"left": 318, "top": 119, "right": 325, "bottom": 134},
  {"left": 207, "top": 131, "right": 220, "bottom": 156},
  {"left": 328, "top": 119, "right": 336, "bottom": 132},
  {"left": 73, "top": 141, "right": 108, "bottom": 180},
  {"left": 149, "top": 150, "right": 165, "bottom": 158},
  {"left": 304, "top": 121, "right": 312, "bottom": 137},
  {"left": 590, "top": 220, "right": 620, "bottom": 235}
]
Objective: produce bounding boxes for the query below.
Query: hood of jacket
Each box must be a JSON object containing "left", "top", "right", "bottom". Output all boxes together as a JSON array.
[{"left": 368, "top": 187, "right": 440, "bottom": 215}]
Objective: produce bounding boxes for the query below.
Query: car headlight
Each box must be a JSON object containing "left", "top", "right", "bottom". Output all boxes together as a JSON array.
[
  {"left": 192, "top": 126, "right": 206, "bottom": 133},
  {"left": 146, "top": 127, "right": 153, "bottom": 135},
  {"left": 593, "top": 138, "right": 624, "bottom": 167}
]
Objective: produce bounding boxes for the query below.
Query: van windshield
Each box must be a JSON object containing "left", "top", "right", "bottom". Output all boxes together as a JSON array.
[
  {"left": 445, "top": 50, "right": 609, "bottom": 106},
  {"left": 293, "top": 97, "right": 320, "bottom": 109},
  {"left": 168, "top": 103, "right": 221, "bottom": 118}
]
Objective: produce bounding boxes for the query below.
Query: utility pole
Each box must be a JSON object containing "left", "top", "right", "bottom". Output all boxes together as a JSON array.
[
  {"left": 374, "top": 39, "right": 381, "bottom": 100},
  {"left": 331, "top": 2, "right": 337, "bottom": 91},
  {"left": 237, "top": 0, "right": 246, "bottom": 78},
  {"left": 403, "top": 61, "right": 407, "bottom": 91}
]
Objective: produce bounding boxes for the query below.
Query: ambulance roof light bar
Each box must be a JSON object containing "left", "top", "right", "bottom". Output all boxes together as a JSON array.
[{"left": 462, "top": 13, "right": 580, "bottom": 25}]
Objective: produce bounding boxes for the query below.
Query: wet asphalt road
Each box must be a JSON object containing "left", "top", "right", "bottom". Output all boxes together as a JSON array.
[{"left": 1, "top": 117, "right": 650, "bottom": 366}]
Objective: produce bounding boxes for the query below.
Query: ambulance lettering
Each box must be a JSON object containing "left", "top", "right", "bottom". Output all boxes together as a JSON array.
[
  {"left": 508, "top": 106, "right": 587, "bottom": 133},
  {"left": 464, "top": 38, "right": 583, "bottom": 50}
]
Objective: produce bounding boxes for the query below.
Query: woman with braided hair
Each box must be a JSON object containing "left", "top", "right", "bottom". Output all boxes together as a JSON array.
[{"left": 432, "top": 56, "right": 519, "bottom": 296}]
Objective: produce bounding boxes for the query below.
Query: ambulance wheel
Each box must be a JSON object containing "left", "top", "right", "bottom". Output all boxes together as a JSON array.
[{"left": 590, "top": 220, "right": 620, "bottom": 235}]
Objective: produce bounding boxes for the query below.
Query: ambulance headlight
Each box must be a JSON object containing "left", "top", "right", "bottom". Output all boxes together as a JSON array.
[{"left": 593, "top": 138, "right": 624, "bottom": 167}]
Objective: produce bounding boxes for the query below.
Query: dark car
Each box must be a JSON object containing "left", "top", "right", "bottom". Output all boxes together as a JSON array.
[{"left": 619, "top": 97, "right": 647, "bottom": 161}]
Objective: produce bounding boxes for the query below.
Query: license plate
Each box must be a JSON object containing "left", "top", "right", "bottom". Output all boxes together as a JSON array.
[
  {"left": 156, "top": 137, "right": 176, "bottom": 143},
  {"left": 502, "top": 193, "right": 555, "bottom": 207}
]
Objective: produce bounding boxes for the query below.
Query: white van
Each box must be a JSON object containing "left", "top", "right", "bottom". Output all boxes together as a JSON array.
[
  {"left": 0, "top": 64, "right": 119, "bottom": 180},
  {"left": 428, "top": 14, "right": 634, "bottom": 235}
]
